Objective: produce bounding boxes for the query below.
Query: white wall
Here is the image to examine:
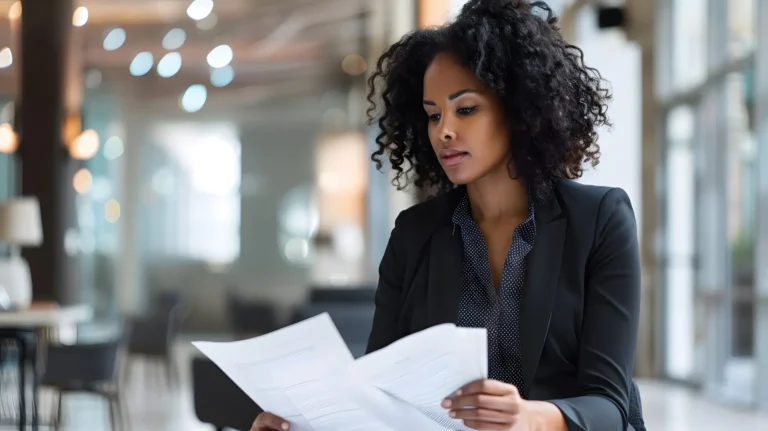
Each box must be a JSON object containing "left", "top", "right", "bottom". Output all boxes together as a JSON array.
[{"left": 574, "top": 13, "right": 643, "bottom": 234}]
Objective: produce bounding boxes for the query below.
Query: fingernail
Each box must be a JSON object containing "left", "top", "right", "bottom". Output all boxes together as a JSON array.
[
  {"left": 442, "top": 399, "right": 452, "bottom": 408},
  {"left": 281, "top": 423, "right": 289, "bottom": 430},
  {"left": 455, "top": 390, "right": 462, "bottom": 396},
  {"left": 449, "top": 410, "right": 456, "bottom": 418}
]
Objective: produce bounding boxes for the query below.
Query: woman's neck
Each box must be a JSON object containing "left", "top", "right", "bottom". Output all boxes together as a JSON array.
[{"left": 466, "top": 168, "right": 528, "bottom": 223}]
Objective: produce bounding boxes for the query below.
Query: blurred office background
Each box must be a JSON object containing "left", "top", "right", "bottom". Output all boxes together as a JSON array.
[{"left": 0, "top": 0, "right": 765, "bottom": 429}]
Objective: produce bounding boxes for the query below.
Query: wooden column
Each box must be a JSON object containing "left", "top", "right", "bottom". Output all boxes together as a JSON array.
[{"left": 18, "top": 0, "right": 79, "bottom": 305}]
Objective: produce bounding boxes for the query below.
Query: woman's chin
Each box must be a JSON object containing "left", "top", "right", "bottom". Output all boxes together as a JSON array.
[{"left": 444, "top": 170, "right": 478, "bottom": 186}]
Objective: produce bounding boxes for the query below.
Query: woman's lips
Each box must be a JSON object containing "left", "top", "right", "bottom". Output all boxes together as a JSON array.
[{"left": 441, "top": 152, "right": 468, "bottom": 167}]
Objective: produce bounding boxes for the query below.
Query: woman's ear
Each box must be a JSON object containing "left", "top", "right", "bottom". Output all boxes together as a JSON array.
[{"left": 505, "top": 159, "right": 519, "bottom": 180}]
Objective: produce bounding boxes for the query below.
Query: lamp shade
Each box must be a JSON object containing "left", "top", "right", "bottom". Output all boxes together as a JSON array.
[{"left": 0, "top": 197, "right": 43, "bottom": 246}]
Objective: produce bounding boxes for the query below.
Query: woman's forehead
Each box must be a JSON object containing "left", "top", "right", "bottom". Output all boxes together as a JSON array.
[{"left": 423, "top": 53, "right": 481, "bottom": 97}]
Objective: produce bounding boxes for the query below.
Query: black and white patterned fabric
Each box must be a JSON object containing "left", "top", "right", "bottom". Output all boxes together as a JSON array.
[{"left": 452, "top": 191, "right": 536, "bottom": 397}]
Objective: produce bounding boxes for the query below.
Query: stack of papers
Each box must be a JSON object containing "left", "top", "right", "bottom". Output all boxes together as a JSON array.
[{"left": 193, "top": 312, "right": 487, "bottom": 431}]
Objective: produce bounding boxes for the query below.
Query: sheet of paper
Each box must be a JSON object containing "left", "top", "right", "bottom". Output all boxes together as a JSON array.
[
  {"left": 350, "top": 324, "right": 488, "bottom": 431},
  {"left": 458, "top": 326, "right": 488, "bottom": 378},
  {"left": 193, "top": 313, "right": 392, "bottom": 431},
  {"left": 349, "top": 381, "right": 462, "bottom": 431}
]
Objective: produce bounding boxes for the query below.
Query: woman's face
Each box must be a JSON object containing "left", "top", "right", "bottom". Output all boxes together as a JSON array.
[{"left": 422, "top": 52, "right": 511, "bottom": 185}]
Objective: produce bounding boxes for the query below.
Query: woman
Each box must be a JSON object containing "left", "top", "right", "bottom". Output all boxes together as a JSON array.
[{"left": 252, "top": 0, "right": 644, "bottom": 430}]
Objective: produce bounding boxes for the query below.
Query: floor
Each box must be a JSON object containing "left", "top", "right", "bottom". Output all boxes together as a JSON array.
[{"left": 1, "top": 342, "right": 767, "bottom": 431}]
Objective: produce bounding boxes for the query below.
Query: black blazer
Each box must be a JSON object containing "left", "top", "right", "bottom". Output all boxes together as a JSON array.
[{"left": 366, "top": 180, "right": 643, "bottom": 431}]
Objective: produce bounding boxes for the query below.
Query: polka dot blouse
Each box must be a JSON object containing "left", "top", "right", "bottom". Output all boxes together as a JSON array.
[{"left": 452, "top": 192, "right": 536, "bottom": 398}]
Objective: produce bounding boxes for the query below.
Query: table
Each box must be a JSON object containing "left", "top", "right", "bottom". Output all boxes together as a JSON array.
[
  {"left": 0, "top": 304, "right": 93, "bottom": 431},
  {"left": 0, "top": 304, "right": 93, "bottom": 328}
]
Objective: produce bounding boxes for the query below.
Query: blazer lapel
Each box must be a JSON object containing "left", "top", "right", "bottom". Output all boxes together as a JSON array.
[
  {"left": 520, "top": 193, "right": 566, "bottom": 392},
  {"left": 427, "top": 192, "right": 465, "bottom": 326}
]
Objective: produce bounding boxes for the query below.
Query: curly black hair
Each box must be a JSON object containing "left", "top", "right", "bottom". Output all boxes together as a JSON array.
[{"left": 367, "top": 0, "right": 612, "bottom": 202}]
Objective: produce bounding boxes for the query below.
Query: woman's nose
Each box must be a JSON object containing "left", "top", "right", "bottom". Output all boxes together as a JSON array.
[{"left": 438, "top": 119, "right": 457, "bottom": 142}]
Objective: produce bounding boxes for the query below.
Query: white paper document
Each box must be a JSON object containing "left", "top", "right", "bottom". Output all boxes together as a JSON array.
[{"left": 192, "top": 313, "right": 487, "bottom": 431}]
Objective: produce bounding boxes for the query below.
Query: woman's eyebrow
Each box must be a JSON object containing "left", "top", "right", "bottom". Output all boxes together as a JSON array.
[{"left": 423, "top": 88, "right": 479, "bottom": 105}]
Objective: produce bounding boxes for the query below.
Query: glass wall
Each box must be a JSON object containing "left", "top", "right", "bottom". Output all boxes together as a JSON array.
[
  {"left": 753, "top": 0, "right": 768, "bottom": 412},
  {"left": 80, "top": 92, "right": 125, "bottom": 318},
  {"left": 725, "top": 69, "right": 756, "bottom": 359},
  {"left": 671, "top": 0, "right": 707, "bottom": 91},
  {"left": 662, "top": 105, "right": 699, "bottom": 381},
  {"left": 658, "top": 0, "right": 767, "bottom": 410}
]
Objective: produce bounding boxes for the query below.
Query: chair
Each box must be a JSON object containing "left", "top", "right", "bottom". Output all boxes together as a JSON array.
[
  {"left": 291, "top": 286, "right": 377, "bottom": 358},
  {"left": 124, "top": 293, "right": 187, "bottom": 387},
  {"left": 192, "top": 356, "right": 262, "bottom": 431},
  {"left": 41, "top": 335, "right": 128, "bottom": 431},
  {"left": 227, "top": 293, "right": 281, "bottom": 338},
  {"left": 152, "top": 291, "right": 185, "bottom": 315},
  {"left": 0, "top": 328, "right": 39, "bottom": 431},
  {"left": 307, "top": 286, "right": 376, "bottom": 304}
]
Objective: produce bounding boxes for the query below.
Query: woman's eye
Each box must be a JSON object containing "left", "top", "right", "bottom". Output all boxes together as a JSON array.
[
  {"left": 457, "top": 106, "right": 477, "bottom": 115},
  {"left": 428, "top": 113, "right": 441, "bottom": 122}
]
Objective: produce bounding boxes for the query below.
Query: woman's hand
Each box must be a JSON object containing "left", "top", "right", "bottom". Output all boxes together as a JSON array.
[
  {"left": 250, "top": 412, "right": 291, "bottom": 431},
  {"left": 442, "top": 379, "right": 532, "bottom": 431}
]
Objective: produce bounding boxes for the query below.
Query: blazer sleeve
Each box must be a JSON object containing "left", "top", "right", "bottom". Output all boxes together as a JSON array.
[
  {"left": 365, "top": 213, "right": 407, "bottom": 354},
  {"left": 548, "top": 188, "right": 641, "bottom": 431}
]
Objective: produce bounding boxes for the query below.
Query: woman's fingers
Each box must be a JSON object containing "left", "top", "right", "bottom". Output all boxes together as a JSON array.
[{"left": 252, "top": 412, "right": 290, "bottom": 430}]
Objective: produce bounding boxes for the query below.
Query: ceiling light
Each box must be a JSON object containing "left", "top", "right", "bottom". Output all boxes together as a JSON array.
[
  {"left": 8, "top": 2, "right": 21, "bottom": 21},
  {"left": 157, "top": 52, "right": 182, "bottom": 78},
  {"left": 206, "top": 44, "right": 233, "bottom": 68},
  {"left": 90, "top": 177, "right": 112, "bottom": 201},
  {"left": 129, "top": 52, "right": 154, "bottom": 76},
  {"left": 103, "top": 136, "right": 124, "bottom": 160},
  {"left": 341, "top": 54, "right": 367, "bottom": 76},
  {"left": 105, "top": 199, "right": 121, "bottom": 223},
  {"left": 187, "top": 0, "right": 214, "bottom": 21},
  {"left": 0, "top": 123, "right": 18, "bottom": 154},
  {"left": 180, "top": 84, "right": 208, "bottom": 113},
  {"left": 69, "top": 129, "right": 100, "bottom": 160},
  {"left": 73, "top": 168, "right": 93, "bottom": 194},
  {"left": 210, "top": 65, "right": 234, "bottom": 87},
  {"left": 162, "top": 28, "right": 186, "bottom": 50},
  {"left": 72, "top": 6, "right": 88, "bottom": 27},
  {"left": 0, "top": 48, "right": 13, "bottom": 68},
  {"left": 196, "top": 13, "right": 217, "bottom": 30},
  {"left": 103, "top": 28, "right": 126, "bottom": 51}
]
